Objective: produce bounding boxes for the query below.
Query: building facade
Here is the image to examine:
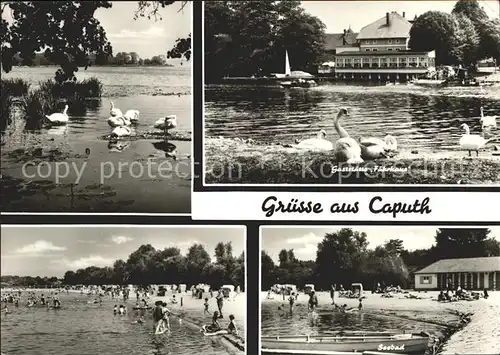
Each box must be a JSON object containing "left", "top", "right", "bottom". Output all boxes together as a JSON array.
[
  {"left": 414, "top": 256, "right": 500, "bottom": 291},
  {"left": 321, "top": 11, "right": 435, "bottom": 81}
]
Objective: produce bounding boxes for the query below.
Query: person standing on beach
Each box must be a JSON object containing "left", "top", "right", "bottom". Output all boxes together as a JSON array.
[
  {"left": 330, "top": 284, "right": 336, "bottom": 305},
  {"left": 288, "top": 292, "right": 295, "bottom": 313},
  {"left": 153, "top": 301, "right": 164, "bottom": 333},
  {"left": 216, "top": 290, "right": 224, "bottom": 318},
  {"left": 204, "top": 297, "right": 210, "bottom": 315},
  {"left": 308, "top": 291, "right": 318, "bottom": 312}
]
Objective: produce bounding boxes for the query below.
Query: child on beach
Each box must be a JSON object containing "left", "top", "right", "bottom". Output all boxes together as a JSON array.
[
  {"left": 171, "top": 295, "right": 177, "bottom": 304},
  {"left": 205, "top": 311, "right": 221, "bottom": 333},
  {"left": 113, "top": 305, "right": 118, "bottom": 315},
  {"left": 227, "top": 314, "right": 238, "bottom": 335},
  {"left": 204, "top": 298, "right": 210, "bottom": 315},
  {"left": 118, "top": 305, "right": 126, "bottom": 315},
  {"left": 160, "top": 302, "right": 171, "bottom": 332},
  {"left": 358, "top": 298, "right": 363, "bottom": 310},
  {"left": 288, "top": 293, "right": 295, "bottom": 312}
]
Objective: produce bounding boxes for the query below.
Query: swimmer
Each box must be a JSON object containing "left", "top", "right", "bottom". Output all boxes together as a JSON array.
[
  {"left": 170, "top": 295, "right": 177, "bottom": 304},
  {"left": 203, "top": 298, "right": 210, "bottom": 315},
  {"left": 227, "top": 314, "right": 238, "bottom": 335}
]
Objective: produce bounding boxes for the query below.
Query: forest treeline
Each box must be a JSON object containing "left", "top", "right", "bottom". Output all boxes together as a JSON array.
[{"left": 261, "top": 228, "right": 500, "bottom": 291}]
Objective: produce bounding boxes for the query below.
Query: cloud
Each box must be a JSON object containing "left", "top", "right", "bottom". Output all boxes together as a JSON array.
[
  {"left": 53, "top": 255, "right": 114, "bottom": 269},
  {"left": 77, "top": 240, "right": 97, "bottom": 244},
  {"left": 111, "top": 236, "right": 133, "bottom": 244},
  {"left": 108, "top": 27, "right": 165, "bottom": 39},
  {"left": 286, "top": 232, "right": 323, "bottom": 245},
  {"left": 15, "top": 240, "right": 66, "bottom": 255}
]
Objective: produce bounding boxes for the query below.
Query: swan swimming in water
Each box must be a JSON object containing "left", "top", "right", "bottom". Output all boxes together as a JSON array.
[
  {"left": 479, "top": 106, "right": 497, "bottom": 129},
  {"left": 45, "top": 105, "right": 69, "bottom": 125},
  {"left": 107, "top": 116, "right": 131, "bottom": 128},
  {"left": 459, "top": 123, "right": 497, "bottom": 156},
  {"left": 124, "top": 109, "right": 140, "bottom": 123},
  {"left": 110, "top": 101, "right": 123, "bottom": 117},
  {"left": 292, "top": 129, "right": 334, "bottom": 151},
  {"left": 154, "top": 115, "right": 177, "bottom": 135},
  {"left": 111, "top": 126, "right": 132, "bottom": 138},
  {"left": 333, "top": 108, "right": 363, "bottom": 164}
]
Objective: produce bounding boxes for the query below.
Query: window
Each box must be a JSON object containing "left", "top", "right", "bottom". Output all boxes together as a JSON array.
[
  {"left": 388, "top": 48, "right": 393, "bottom": 51},
  {"left": 394, "top": 39, "right": 399, "bottom": 44},
  {"left": 365, "top": 49, "right": 371, "bottom": 51},
  {"left": 420, "top": 276, "right": 432, "bottom": 284},
  {"left": 372, "top": 40, "right": 377, "bottom": 44},
  {"left": 372, "top": 49, "right": 378, "bottom": 52},
  {"left": 388, "top": 39, "right": 392, "bottom": 44},
  {"left": 362, "top": 57, "right": 370, "bottom": 68}
]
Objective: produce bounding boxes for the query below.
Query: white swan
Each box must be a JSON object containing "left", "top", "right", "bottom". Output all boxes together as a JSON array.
[
  {"left": 111, "top": 126, "right": 131, "bottom": 138},
  {"left": 293, "top": 130, "right": 334, "bottom": 151},
  {"left": 359, "top": 140, "right": 387, "bottom": 160},
  {"left": 45, "top": 105, "right": 69, "bottom": 125},
  {"left": 333, "top": 108, "right": 363, "bottom": 164},
  {"left": 360, "top": 135, "right": 398, "bottom": 152},
  {"left": 479, "top": 106, "right": 497, "bottom": 129},
  {"left": 107, "top": 116, "right": 131, "bottom": 128},
  {"left": 154, "top": 115, "right": 177, "bottom": 134},
  {"left": 459, "top": 123, "right": 496, "bottom": 156},
  {"left": 110, "top": 101, "right": 123, "bottom": 117},
  {"left": 124, "top": 109, "right": 140, "bottom": 123}
]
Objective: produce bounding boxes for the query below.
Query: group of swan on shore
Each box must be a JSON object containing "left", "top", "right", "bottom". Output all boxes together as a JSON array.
[
  {"left": 290, "top": 108, "right": 397, "bottom": 164},
  {"left": 108, "top": 101, "right": 178, "bottom": 139}
]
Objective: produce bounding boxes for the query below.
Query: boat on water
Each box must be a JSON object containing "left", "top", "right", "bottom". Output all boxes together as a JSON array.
[
  {"left": 408, "top": 79, "right": 446, "bottom": 87},
  {"left": 261, "top": 331, "right": 430, "bottom": 354},
  {"left": 280, "top": 79, "right": 317, "bottom": 88},
  {"left": 277, "top": 49, "right": 317, "bottom": 88}
]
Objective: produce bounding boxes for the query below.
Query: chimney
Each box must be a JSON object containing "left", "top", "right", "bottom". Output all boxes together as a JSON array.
[
  {"left": 386, "top": 12, "right": 390, "bottom": 26},
  {"left": 403, "top": 11, "right": 405, "bottom": 18}
]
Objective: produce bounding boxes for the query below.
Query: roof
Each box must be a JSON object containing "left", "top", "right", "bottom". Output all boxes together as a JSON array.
[
  {"left": 357, "top": 12, "right": 412, "bottom": 40},
  {"left": 414, "top": 257, "right": 500, "bottom": 274},
  {"left": 336, "top": 50, "right": 433, "bottom": 56},
  {"left": 324, "top": 31, "right": 358, "bottom": 51}
]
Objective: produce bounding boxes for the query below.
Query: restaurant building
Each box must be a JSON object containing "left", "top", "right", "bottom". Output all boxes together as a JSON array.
[
  {"left": 322, "top": 11, "right": 436, "bottom": 82},
  {"left": 414, "top": 256, "right": 500, "bottom": 291}
]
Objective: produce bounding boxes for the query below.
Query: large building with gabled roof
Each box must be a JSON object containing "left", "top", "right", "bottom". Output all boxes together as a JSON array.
[
  {"left": 414, "top": 256, "right": 500, "bottom": 291},
  {"left": 322, "top": 11, "right": 436, "bottom": 82}
]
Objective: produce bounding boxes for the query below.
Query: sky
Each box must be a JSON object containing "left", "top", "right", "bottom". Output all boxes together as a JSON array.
[
  {"left": 301, "top": 1, "right": 500, "bottom": 34},
  {"left": 1, "top": 226, "right": 245, "bottom": 277},
  {"left": 261, "top": 226, "right": 500, "bottom": 263},
  {"left": 1, "top": 1, "right": 191, "bottom": 61}
]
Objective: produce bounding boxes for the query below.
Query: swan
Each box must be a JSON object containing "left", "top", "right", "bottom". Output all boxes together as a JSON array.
[
  {"left": 124, "top": 109, "right": 140, "bottom": 123},
  {"left": 359, "top": 140, "right": 387, "bottom": 160},
  {"left": 111, "top": 126, "right": 131, "bottom": 138},
  {"left": 292, "top": 130, "right": 334, "bottom": 151},
  {"left": 107, "top": 116, "right": 131, "bottom": 128},
  {"left": 333, "top": 108, "right": 363, "bottom": 164},
  {"left": 479, "top": 106, "right": 497, "bottom": 129},
  {"left": 110, "top": 101, "right": 123, "bottom": 117},
  {"left": 360, "top": 135, "right": 398, "bottom": 152},
  {"left": 154, "top": 115, "right": 177, "bottom": 134},
  {"left": 459, "top": 123, "right": 496, "bottom": 156},
  {"left": 45, "top": 105, "right": 69, "bottom": 125}
]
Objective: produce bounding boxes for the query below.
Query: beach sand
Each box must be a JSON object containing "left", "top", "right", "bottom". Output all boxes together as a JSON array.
[{"left": 261, "top": 290, "right": 500, "bottom": 354}]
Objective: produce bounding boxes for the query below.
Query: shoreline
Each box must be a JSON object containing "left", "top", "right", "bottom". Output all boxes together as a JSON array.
[
  {"left": 260, "top": 291, "right": 500, "bottom": 354},
  {"left": 205, "top": 137, "right": 500, "bottom": 184}
]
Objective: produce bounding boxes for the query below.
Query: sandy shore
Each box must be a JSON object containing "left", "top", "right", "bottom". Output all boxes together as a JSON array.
[
  {"left": 261, "top": 290, "right": 499, "bottom": 354},
  {"left": 149, "top": 291, "right": 246, "bottom": 353}
]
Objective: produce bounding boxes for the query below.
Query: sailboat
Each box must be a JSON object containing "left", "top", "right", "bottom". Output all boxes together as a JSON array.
[{"left": 279, "top": 50, "right": 317, "bottom": 88}]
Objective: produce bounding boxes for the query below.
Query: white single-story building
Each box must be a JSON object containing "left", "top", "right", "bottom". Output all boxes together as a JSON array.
[{"left": 414, "top": 256, "right": 500, "bottom": 290}]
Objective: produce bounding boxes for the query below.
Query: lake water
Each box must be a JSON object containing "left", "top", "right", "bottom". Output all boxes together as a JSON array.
[
  {"left": 205, "top": 83, "right": 500, "bottom": 153},
  {"left": 1, "top": 293, "right": 228, "bottom": 355},
  {"left": 1, "top": 66, "right": 191, "bottom": 213}
]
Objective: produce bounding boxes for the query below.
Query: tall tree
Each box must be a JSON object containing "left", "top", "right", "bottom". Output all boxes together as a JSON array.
[
  {"left": 409, "top": 11, "right": 459, "bottom": 65},
  {"left": 434, "top": 228, "right": 491, "bottom": 259},
  {"left": 261, "top": 251, "right": 276, "bottom": 290}
]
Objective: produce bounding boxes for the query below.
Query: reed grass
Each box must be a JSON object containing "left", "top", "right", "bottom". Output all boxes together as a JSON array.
[
  {"left": 39, "top": 77, "right": 103, "bottom": 98},
  {"left": 23, "top": 89, "right": 59, "bottom": 130},
  {"left": 0, "top": 78, "right": 30, "bottom": 97}
]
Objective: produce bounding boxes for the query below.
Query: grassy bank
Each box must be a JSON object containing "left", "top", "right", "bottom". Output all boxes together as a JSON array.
[
  {"left": 0, "top": 77, "right": 103, "bottom": 132},
  {"left": 205, "top": 138, "right": 500, "bottom": 184}
]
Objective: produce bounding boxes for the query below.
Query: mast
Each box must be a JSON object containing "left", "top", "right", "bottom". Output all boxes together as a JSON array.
[{"left": 285, "top": 50, "right": 291, "bottom": 76}]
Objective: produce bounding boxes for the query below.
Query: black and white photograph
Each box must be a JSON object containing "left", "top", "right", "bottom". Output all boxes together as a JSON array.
[
  {"left": 0, "top": 225, "right": 246, "bottom": 355},
  {"left": 203, "top": 1, "right": 500, "bottom": 185},
  {"left": 1, "top": 1, "right": 192, "bottom": 213},
  {"left": 260, "top": 226, "right": 500, "bottom": 354}
]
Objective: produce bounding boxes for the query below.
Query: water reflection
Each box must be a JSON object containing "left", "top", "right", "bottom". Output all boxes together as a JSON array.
[
  {"left": 46, "top": 125, "right": 68, "bottom": 136},
  {"left": 152, "top": 141, "right": 177, "bottom": 160},
  {"left": 108, "top": 141, "right": 131, "bottom": 152},
  {"left": 205, "top": 85, "right": 500, "bottom": 152}
]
